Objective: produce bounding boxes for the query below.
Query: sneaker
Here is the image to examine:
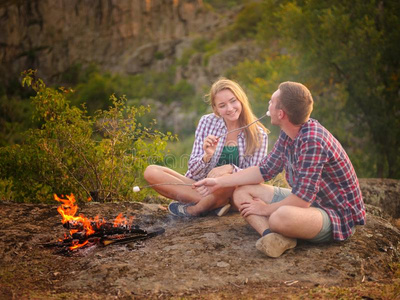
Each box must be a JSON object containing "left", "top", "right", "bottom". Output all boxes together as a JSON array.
[
  {"left": 212, "top": 203, "right": 231, "bottom": 217},
  {"left": 255, "top": 233, "right": 297, "bottom": 258},
  {"left": 168, "top": 201, "right": 193, "bottom": 217}
]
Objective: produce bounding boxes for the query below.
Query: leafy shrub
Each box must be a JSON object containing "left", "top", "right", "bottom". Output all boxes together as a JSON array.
[
  {"left": 0, "top": 94, "right": 34, "bottom": 146},
  {"left": 154, "top": 51, "right": 165, "bottom": 60},
  {"left": 203, "top": 0, "right": 242, "bottom": 10},
  {"left": 0, "top": 70, "right": 175, "bottom": 203},
  {"left": 65, "top": 67, "right": 197, "bottom": 142},
  {"left": 230, "top": 2, "right": 264, "bottom": 39},
  {"left": 254, "top": 0, "right": 400, "bottom": 178},
  {"left": 69, "top": 66, "right": 195, "bottom": 110},
  {"left": 178, "top": 38, "right": 218, "bottom": 67},
  {"left": 71, "top": 71, "right": 119, "bottom": 113}
]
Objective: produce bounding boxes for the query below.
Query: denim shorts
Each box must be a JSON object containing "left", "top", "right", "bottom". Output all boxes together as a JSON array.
[{"left": 271, "top": 187, "right": 333, "bottom": 243}]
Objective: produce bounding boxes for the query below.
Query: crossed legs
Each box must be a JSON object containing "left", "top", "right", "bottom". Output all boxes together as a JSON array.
[
  {"left": 144, "top": 165, "right": 233, "bottom": 216},
  {"left": 233, "top": 184, "right": 325, "bottom": 257},
  {"left": 231, "top": 184, "right": 273, "bottom": 235},
  {"left": 232, "top": 184, "right": 324, "bottom": 238}
]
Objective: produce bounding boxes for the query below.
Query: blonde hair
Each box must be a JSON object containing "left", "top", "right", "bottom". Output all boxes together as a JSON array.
[
  {"left": 277, "top": 81, "right": 313, "bottom": 125},
  {"left": 206, "top": 78, "right": 267, "bottom": 155}
]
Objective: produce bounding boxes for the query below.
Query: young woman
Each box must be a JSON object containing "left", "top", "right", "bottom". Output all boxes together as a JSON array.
[{"left": 144, "top": 78, "right": 268, "bottom": 217}]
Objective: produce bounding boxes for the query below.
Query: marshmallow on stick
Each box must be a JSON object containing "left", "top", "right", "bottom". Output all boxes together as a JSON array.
[{"left": 133, "top": 183, "right": 193, "bottom": 192}]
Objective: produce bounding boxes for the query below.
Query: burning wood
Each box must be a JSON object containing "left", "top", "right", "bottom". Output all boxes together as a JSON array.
[{"left": 41, "top": 194, "right": 164, "bottom": 255}]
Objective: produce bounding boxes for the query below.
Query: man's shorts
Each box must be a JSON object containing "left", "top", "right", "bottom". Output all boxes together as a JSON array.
[{"left": 270, "top": 186, "right": 333, "bottom": 243}]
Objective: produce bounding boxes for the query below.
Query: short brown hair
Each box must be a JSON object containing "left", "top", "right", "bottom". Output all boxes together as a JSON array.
[{"left": 277, "top": 81, "right": 313, "bottom": 125}]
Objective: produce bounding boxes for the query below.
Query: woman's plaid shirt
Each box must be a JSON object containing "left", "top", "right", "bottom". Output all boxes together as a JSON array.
[
  {"left": 259, "top": 118, "right": 365, "bottom": 241},
  {"left": 186, "top": 113, "right": 268, "bottom": 181}
]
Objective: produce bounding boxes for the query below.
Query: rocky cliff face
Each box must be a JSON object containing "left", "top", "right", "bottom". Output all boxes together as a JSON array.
[
  {"left": 0, "top": 0, "right": 224, "bottom": 84},
  {"left": 359, "top": 178, "right": 400, "bottom": 219}
]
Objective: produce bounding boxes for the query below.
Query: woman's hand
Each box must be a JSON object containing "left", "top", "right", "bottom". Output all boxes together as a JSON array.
[
  {"left": 239, "top": 198, "right": 269, "bottom": 217},
  {"left": 207, "top": 164, "right": 234, "bottom": 178},
  {"left": 193, "top": 178, "right": 220, "bottom": 197},
  {"left": 202, "top": 135, "right": 219, "bottom": 162}
]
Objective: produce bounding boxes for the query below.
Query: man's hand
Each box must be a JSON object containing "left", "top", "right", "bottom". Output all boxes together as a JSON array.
[
  {"left": 239, "top": 198, "right": 269, "bottom": 217},
  {"left": 193, "top": 178, "right": 220, "bottom": 197},
  {"left": 207, "top": 164, "right": 233, "bottom": 178}
]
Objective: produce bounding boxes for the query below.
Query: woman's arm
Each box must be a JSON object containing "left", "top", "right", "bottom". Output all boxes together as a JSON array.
[
  {"left": 186, "top": 115, "right": 220, "bottom": 180},
  {"left": 193, "top": 166, "right": 264, "bottom": 197}
]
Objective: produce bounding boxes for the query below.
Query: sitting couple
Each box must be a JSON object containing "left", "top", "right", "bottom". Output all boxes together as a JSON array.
[{"left": 145, "top": 79, "right": 366, "bottom": 258}]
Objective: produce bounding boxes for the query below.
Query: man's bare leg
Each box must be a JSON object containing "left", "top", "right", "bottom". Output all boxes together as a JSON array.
[
  {"left": 256, "top": 206, "right": 323, "bottom": 258},
  {"left": 268, "top": 205, "right": 323, "bottom": 239},
  {"left": 233, "top": 184, "right": 325, "bottom": 257},
  {"left": 233, "top": 184, "right": 296, "bottom": 257},
  {"left": 232, "top": 184, "right": 275, "bottom": 235}
]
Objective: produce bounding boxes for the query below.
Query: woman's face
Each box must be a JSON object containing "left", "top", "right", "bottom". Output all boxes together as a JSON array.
[{"left": 214, "top": 89, "right": 242, "bottom": 123}]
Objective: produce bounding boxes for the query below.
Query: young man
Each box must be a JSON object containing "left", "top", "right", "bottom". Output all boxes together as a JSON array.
[{"left": 194, "top": 81, "right": 365, "bottom": 258}]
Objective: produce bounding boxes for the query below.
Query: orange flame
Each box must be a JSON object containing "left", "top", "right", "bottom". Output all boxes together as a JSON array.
[
  {"left": 54, "top": 194, "right": 134, "bottom": 251},
  {"left": 54, "top": 194, "right": 95, "bottom": 236},
  {"left": 113, "top": 213, "right": 134, "bottom": 228},
  {"left": 70, "top": 240, "right": 89, "bottom": 250}
]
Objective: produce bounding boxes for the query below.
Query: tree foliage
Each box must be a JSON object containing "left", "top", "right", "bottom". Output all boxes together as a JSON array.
[
  {"left": 0, "top": 70, "right": 175, "bottom": 203},
  {"left": 229, "top": 0, "right": 400, "bottom": 178},
  {"left": 67, "top": 66, "right": 195, "bottom": 113}
]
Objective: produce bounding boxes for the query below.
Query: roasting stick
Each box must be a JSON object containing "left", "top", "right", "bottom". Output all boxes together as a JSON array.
[
  {"left": 133, "top": 111, "right": 271, "bottom": 193},
  {"left": 217, "top": 111, "right": 269, "bottom": 138},
  {"left": 133, "top": 183, "right": 192, "bottom": 192}
]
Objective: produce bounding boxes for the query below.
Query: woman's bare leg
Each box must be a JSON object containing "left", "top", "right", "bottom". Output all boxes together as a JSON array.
[
  {"left": 187, "top": 169, "right": 234, "bottom": 215},
  {"left": 144, "top": 165, "right": 232, "bottom": 216},
  {"left": 144, "top": 165, "right": 199, "bottom": 203},
  {"left": 187, "top": 186, "right": 233, "bottom": 215}
]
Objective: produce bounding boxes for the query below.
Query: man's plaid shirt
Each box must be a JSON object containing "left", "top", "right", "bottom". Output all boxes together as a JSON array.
[
  {"left": 259, "top": 118, "right": 365, "bottom": 241},
  {"left": 186, "top": 113, "right": 268, "bottom": 181}
]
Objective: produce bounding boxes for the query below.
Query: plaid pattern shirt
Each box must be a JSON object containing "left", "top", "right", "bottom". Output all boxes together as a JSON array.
[
  {"left": 186, "top": 113, "right": 268, "bottom": 181},
  {"left": 259, "top": 118, "right": 365, "bottom": 241}
]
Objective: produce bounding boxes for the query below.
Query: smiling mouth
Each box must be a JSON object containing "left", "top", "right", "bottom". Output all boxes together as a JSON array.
[{"left": 227, "top": 110, "right": 238, "bottom": 116}]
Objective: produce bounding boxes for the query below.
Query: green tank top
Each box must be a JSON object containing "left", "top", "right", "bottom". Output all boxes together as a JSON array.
[{"left": 216, "top": 146, "right": 239, "bottom": 167}]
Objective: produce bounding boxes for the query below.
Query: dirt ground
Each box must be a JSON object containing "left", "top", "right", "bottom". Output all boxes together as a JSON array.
[{"left": 1, "top": 180, "right": 400, "bottom": 299}]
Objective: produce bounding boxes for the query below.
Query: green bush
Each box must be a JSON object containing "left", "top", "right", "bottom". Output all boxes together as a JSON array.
[
  {"left": 203, "top": 0, "right": 242, "bottom": 10},
  {"left": 255, "top": 0, "right": 400, "bottom": 178},
  {"left": 223, "top": 0, "right": 400, "bottom": 178},
  {"left": 0, "top": 70, "right": 175, "bottom": 203},
  {"left": 230, "top": 2, "right": 264, "bottom": 39},
  {"left": 68, "top": 66, "right": 195, "bottom": 111},
  {"left": 178, "top": 38, "right": 218, "bottom": 67}
]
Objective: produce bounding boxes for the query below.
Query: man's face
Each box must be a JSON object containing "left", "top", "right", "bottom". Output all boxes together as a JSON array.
[{"left": 268, "top": 89, "right": 281, "bottom": 125}]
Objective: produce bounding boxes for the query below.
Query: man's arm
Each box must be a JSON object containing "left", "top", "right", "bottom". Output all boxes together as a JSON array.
[{"left": 193, "top": 166, "right": 264, "bottom": 197}]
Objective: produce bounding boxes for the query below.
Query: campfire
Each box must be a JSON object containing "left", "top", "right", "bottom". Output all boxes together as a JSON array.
[{"left": 42, "top": 194, "right": 164, "bottom": 255}]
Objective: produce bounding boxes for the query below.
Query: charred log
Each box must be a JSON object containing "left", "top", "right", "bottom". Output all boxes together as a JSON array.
[
  {"left": 41, "top": 225, "right": 165, "bottom": 255},
  {"left": 63, "top": 220, "right": 147, "bottom": 235}
]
